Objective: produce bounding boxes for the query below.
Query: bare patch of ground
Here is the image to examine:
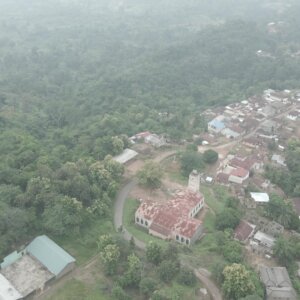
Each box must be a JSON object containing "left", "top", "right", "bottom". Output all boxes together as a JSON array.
[{"left": 245, "top": 245, "right": 277, "bottom": 270}]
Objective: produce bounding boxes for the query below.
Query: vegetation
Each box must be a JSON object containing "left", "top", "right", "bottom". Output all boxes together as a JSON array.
[
  {"left": 265, "top": 139, "right": 300, "bottom": 197},
  {"left": 203, "top": 149, "right": 219, "bottom": 164},
  {"left": 222, "top": 264, "right": 256, "bottom": 300},
  {"left": 138, "top": 161, "right": 163, "bottom": 189},
  {"left": 1, "top": 0, "right": 300, "bottom": 299},
  {"left": 264, "top": 194, "right": 300, "bottom": 230},
  {"left": 179, "top": 151, "right": 205, "bottom": 176}
]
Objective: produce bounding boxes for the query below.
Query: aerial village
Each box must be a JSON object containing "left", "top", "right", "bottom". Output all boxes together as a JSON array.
[
  {"left": 111, "top": 88, "right": 300, "bottom": 300},
  {"left": 1, "top": 89, "right": 299, "bottom": 300}
]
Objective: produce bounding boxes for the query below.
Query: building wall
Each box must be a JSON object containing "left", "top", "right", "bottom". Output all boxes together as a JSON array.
[
  {"left": 189, "top": 200, "right": 204, "bottom": 218},
  {"left": 56, "top": 261, "right": 76, "bottom": 279},
  {"left": 135, "top": 213, "right": 152, "bottom": 228},
  {"left": 229, "top": 174, "right": 248, "bottom": 184},
  {"left": 190, "top": 225, "right": 204, "bottom": 245},
  {"left": 149, "top": 229, "right": 169, "bottom": 240}
]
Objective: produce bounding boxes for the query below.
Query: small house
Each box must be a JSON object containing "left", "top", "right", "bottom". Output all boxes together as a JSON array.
[{"left": 228, "top": 167, "right": 249, "bottom": 184}]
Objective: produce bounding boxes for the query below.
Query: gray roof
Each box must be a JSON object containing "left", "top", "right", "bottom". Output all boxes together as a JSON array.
[
  {"left": 266, "top": 286, "right": 297, "bottom": 300},
  {"left": 260, "top": 266, "right": 297, "bottom": 300},
  {"left": 26, "top": 235, "right": 75, "bottom": 276},
  {"left": 260, "top": 266, "right": 292, "bottom": 287},
  {"left": 113, "top": 148, "right": 138, "bottom": 164}
]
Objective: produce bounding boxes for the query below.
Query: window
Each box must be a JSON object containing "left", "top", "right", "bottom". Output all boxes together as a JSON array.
[
  {"left": 145, "top": 221, "right": 148, "bottom": 226},
  {"left": 176, "top": 235, "right": 179, "bottom": 240},
  {"left": 181, "top": 237, "right": 184, "bottom": 243},
  {"left": 136, "top": 217, "right": 139, "bottom": 223},
  {"left": 141, "top": 219, "right": 144, "bottom": 225},
  {"left": 186, "top": 240, "right": 189, "bottom": 245}
]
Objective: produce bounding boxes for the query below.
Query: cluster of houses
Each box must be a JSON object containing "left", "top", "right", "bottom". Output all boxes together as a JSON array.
[
  {"left": 216, "top": 154, "right": 263, "bottom": 186},
  {"left": 204, "top": 89, "right": 299, "bottom": 145},
  {"left": 0, "top": 235, "right": 75, "bottom": 300},
  {"left": 135, "top": 170, "right": 204, "bottom": 246}
]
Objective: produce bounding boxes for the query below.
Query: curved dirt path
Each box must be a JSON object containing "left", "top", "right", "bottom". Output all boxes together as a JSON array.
[{"left": 113, "top": 152, "right": 223, "bottom": 300}]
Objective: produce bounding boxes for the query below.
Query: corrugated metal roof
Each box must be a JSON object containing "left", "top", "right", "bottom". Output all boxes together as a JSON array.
[
  {"left": 113, "top": 148, "right": 138, "bottom": 164},
  {"left": 0, "top": 251, "right": 24, "bottom": 269},
  {"left": 26, "top": 235, "right": 75, "bottom": 276}
]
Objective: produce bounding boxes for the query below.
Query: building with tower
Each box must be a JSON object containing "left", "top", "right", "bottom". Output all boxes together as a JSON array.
[{"left": 135, "top": 170, "right": 204, "bottom": 245}]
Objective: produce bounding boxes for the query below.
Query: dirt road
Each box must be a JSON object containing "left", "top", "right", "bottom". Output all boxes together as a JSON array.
[{"left": 113, "top": 151, "right": 223, "bottom": 300}]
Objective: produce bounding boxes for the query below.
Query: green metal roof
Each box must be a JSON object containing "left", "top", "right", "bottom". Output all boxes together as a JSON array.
[
  {"left": 26, "top": 235, "right": 75, "bottom": 276},
  {"left": 0, "top": 251, "right": 24, "bottom": 269}
]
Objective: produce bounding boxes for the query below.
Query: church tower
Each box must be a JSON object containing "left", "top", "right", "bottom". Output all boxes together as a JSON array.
[{"left": 188, "top": 170, "right": 200, "bottom": 193}]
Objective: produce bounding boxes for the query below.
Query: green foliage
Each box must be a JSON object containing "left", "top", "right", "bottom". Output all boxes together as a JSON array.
[
  {"left": 203, "top": 149, "right": 219, "bottom": 164},
  {"left": 215, "top": 208, "right": 240, "bottom": 231},
  {"left": 239, "top": 295, "right": 263, "bottom": 300},
  {"left": 222, "top": 240, "right": 243, "bottom": 263},
  {"left": 265, "top": 194, "right": 299, "bottom": 230},
  {"left": 211, "top": 261, "right": 228, "bottom": 285},
  {"left": 177, "top": 267, "right": 197, "bottom": 286},
  {"left": 180, "top": 151, "right": 204, "bottom": 177},
  {"left": 158, "top": 260, "right": 180, "bottom": 283},
  {"left": 97, "top": 234, "right": 114, "bottom": 251},
  {"left": 138, "top": 162, "right": 163, "bottom": 189},
  {"left": 111, "top": 284, "right": 130, "bottom": 300},
  {"left": 273, "top": 236, "right": 300, "bottom": 268},
  {"left": 146, "top": 242, "right": 163, "bottom": 265},
  {"left": 222, "top": 264, "right": 256, "bottom": 300},
  {"left": 100, "top": 244, "right": 120, "bottom": 275},
  {"left": 122, "top": 254, "right": 142, "bottom": 287},
  {"left": 265, "top": 140, "right": 300, "bottom": 197},
  {"left": 43, "top": 196, "right": 84, "bottom": 236},
  {"left": 139, "top": 277, "right": 158, "bottom": 296}
]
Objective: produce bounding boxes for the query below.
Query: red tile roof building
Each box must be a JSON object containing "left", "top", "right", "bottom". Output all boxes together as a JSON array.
[
  {"left": 234, "top": 220, "right": 256, "bottom": 242},
  {"left": 135, "top": 171, "right": 204, "bottom": 245}
]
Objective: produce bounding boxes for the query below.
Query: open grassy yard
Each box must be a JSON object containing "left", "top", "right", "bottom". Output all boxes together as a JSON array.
[
  {"left": 157, "top": 281, "right": 201, "bottom": 300},
  {"left": 200, "top": 184, "right": 230, "bottom": 214},
  {"left": 53, "top": 217, "right": 114, "bottom": 265},
  {"left": 46, "top": 279, "right": 113, "bottom": 300}
]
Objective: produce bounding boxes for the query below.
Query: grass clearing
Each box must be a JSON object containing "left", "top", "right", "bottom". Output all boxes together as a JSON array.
[
  {"left": 157, "top": 281, "right": 200, "bottom": 300},
  {"left": 53, "top": 218, "right": 114, "bottom": 265},
  {"left": 203, "top": 210, "right": 216, "bottom": 232},
  {"left": 123, "top": 198, "right": 168, "bottom": 249},
  {"left": 201, "top": 185, "right": 225, "bottom": 214},
  {"left": 46, "top": 279, "right": 112, "bottom": 300}
]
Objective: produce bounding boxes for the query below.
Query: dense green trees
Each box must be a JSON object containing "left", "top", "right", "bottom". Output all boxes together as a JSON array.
[
  {"left": 273, "top": 236, "right": 300, "bottom": 268},
  {"left": 215, "top": 208, "right": 241, "bottom": 231},
  {"left": 265, "top": 194, "right": 299, "bottom": 230},
  {"left": 138, "top": 162, "right": 163, "bottom": 189},
  {"left": 265, "top": 140, "right": 300, "bottom": 197},
  {"left": 180, "top": 151, "right": 205, "bottom": 176},
  {"left": 146, "top": 241, "right": 163, "bottom": 265},
  {"left": 203, "top": 149, "right": 219, "bottom": 164},
  {"left": 222, "top": 264, "right": 256, "bottom": 300}
]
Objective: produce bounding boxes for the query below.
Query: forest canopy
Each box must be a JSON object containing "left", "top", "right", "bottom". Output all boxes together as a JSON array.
[{"left": 0, "top": 0, "right": 300, "bottom": 257}]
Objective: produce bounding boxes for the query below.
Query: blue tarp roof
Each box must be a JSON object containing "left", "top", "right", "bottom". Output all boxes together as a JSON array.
[
  {"left": 26, "top": 235, "right": 75, "bottom": 276},
  {"left": 208, "top": 119, "right": 225, "bottom": 130}
]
